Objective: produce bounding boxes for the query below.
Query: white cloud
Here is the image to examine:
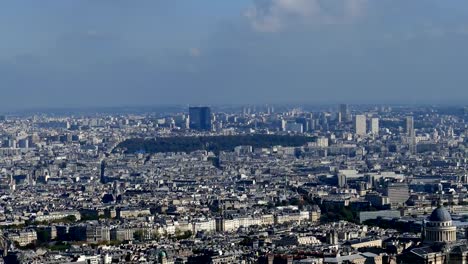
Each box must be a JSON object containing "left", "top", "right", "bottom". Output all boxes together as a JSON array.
[{"left": 245, "top": 0, "right": 367, "bottom": 32}]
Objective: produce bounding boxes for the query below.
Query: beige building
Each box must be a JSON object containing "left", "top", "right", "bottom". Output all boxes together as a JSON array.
[
  {"left": 355, "top": 115, "right": 367, "bottom": 136},
  {"left": 117, "top": 208, "right": 151, "bottom": 219},
  {"left": 8, "top": 230, "right": 37, "bottom": 246}
]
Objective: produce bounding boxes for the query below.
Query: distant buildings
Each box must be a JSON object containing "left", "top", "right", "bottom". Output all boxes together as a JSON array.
[
  {"left": 282, "top": 120, "right": 303, "bottom": 133},
  {"left": 406, "top": 116, "right": 414, "bottom": 136},
  {"left": 337, "top": 174, "right": 347, "bottom": 188},
  {"left": 189, "top": 107, "right": 212, "bottom": 131},
  {"left": 36, "top": 121, "right": 70, "bottom": 129},
  {"left": 0, "top": 104, "right": 467, "bottom": 263},
  {"left": 370, "top": 117, "right": 379, "bottom": 135},
  {"left": 339, "top": 104, "right": 350, "bottom": 123},
  {"left": 385, "top": 182, "right": 409, "bottom": 206},
  {"left": 406, "top": 116, "right": 416, "bottom": 154},
  {"left": 355, "top": 115, "right": 367, "bottom": 136}
]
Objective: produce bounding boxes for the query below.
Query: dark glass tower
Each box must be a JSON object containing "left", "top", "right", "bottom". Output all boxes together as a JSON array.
[
  {"left": 189, "top": 106, "right": 212, "bottom": 131},
  {"left": 339, "top": 104, "right": 349, "bottom": 122}
]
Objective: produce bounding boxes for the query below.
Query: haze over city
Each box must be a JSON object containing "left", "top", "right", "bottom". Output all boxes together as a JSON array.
[
  {"left": 0, "top": 2, "right": 467, "bottom": 264},
  {"left": 1, "top": 0, "right": 468, "bottom": 110}
]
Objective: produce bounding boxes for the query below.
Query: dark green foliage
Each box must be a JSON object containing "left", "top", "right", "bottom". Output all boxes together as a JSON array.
[
  {"left": 36, "top": 229, "right": 51, "bottom": 243},
  {"left": 363, "top": 218, "right": 418, "bottom": 233},
  {"left": 80, "top": 214, "right": 99, "bottom": 221},
  {"left": 115, "top": 135, "right": 315, "bottom": 154},
  {"left": 46, "top": 241, "right": 71, "bottom": 251},
  {"left": 64, "top": 215, "right": 77, "bottom": 222},
  {"left": 133, "top": 230, "right": 144, "bottom": 241},
  {"left": 320, "top": 203, "right": 357, "bottom": 223},
  {"left": 176, "top": 230, "right": 192, "bottom": 240},
  {"left": 240, "top": 236, "right": 253, "bottom": 247}
]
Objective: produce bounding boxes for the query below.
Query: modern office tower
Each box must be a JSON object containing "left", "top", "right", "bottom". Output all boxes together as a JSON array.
[
  {"left": 355, "top": 115, "right": 367, "bottom": 136},
  {"left": 406, "top": 116, "right": 414, "bottom": 136},
  {"left": 243, "top": 106, "right": 252, "bottom": 115},
  {"left": 385, "top": 182, "right": 409, "bottom": 206},
  {"left": 266, "top": 105, "right": 274, "bottom": 114},
  {"left": 309, "top": 119, "right": 316, "bottom": 130},
  {"left": 339, "top": 104, "right": 349, "bottom": 122},
  {"left": 295, "top": 117, "right": 309, "bottom": 132},
  {"left": 189, "top": 106, "right": 212, "bottom": 131},
  {"left": 370, "top": 118, "right": 379, "bottom": 135},
  {"left": 406, "top": 116, "right": 416, "bottom": 154}
]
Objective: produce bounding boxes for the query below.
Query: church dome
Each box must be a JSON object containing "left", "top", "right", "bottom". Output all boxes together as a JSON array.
[{"left": 429, "top": 206, "right": 452, "bottom": 222}]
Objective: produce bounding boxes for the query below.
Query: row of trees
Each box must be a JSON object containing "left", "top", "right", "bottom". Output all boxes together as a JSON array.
[{"left": 115, "top": 134, "right": 315, "bottom": 154}]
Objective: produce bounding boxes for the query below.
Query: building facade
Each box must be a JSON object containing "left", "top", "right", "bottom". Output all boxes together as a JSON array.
[
  {"left": 189, "top": 107, "right": 212, "bottom": 131},
  {"left": 355, "top": 115, "right": 367, "bottom": 136}
]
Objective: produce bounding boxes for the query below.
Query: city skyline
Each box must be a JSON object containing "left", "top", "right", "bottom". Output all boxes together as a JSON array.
[
  {"left": 1, "top": 1, "right": 468, "bottom": 263},
  {"left": 0, "top": 103, "right": 465, "bottom": 262}
]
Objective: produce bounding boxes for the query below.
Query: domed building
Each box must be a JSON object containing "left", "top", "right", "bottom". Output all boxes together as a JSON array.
[
  {"left": 401, "top": 205, "right": 468, "bottom": 263},
  {"left": 424, "top": 205, "right": 457, "bottom": 244}
]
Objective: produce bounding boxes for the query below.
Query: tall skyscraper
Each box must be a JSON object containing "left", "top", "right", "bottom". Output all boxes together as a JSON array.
[
  {"left": 189, "top": 106, "right": 212, "bottom": 131},
  {"left": 406, "top": 116, "right": 416, "bottom": 154},
  {"left": 355, "top": 115, "right": 367, "bottom": 136},
  {"left": 370, "top": 118, "right": 379, "bottom": 135},
  {"left": 406, "top": 116, "right": 414, "bottom": 136},
  {"left": 339, "top": 104, "right": 349, "bottom": 123}
]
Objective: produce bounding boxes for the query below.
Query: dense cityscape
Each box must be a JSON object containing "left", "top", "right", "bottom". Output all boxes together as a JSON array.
[
  {"left": 0, "top": 104, "right": 466, "bottom": 263},
  {"left": 3, "top": 0, "right": 468, "bottom": 263}
]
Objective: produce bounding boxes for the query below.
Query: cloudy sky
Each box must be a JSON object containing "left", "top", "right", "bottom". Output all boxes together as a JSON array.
[{"left": 1, "top": 0, "right": 467, "bottom": 110}]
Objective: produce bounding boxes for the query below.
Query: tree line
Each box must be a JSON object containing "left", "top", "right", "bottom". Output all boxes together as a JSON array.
[{"left": 115, "top": 134, "right": 316, "bottom": 154}]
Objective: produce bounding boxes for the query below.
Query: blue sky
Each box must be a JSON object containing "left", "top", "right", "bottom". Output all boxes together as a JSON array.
[{"left": 1, "top": 0, "right": 467, "bottom": 110}]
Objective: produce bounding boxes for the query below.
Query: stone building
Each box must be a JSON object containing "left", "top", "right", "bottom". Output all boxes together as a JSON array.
[{"left": 423, "top": 205, "right": 457, "bottom": 244}]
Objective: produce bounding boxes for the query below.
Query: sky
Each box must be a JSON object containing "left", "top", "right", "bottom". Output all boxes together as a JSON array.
[{"left": 1, "top": 0, "right": 468, "bottom": 110}]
